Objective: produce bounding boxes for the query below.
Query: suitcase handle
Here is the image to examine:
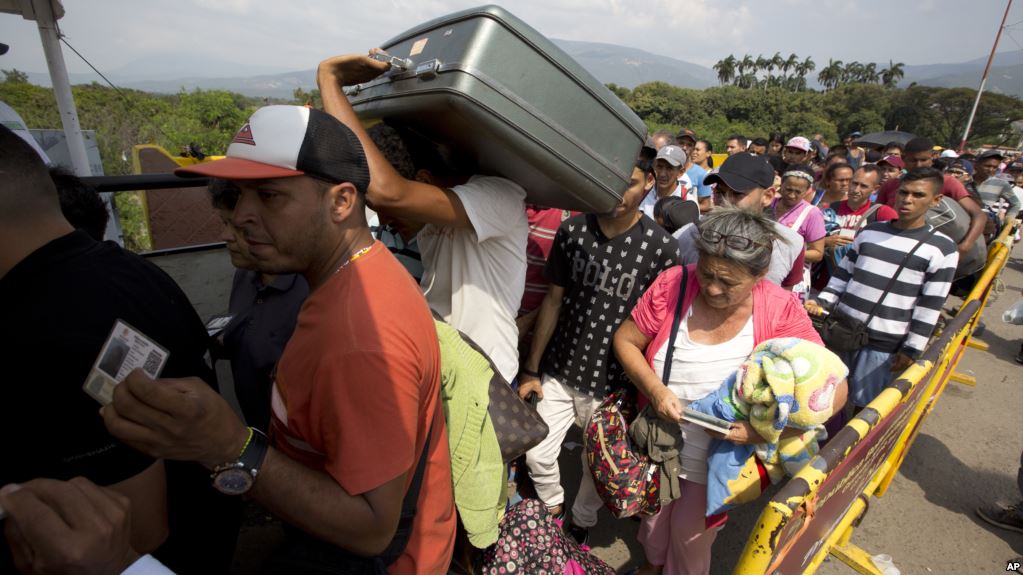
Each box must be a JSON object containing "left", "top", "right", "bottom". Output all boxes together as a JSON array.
[{"left": 370, "top": 51, "right": 414, "bottom": 73}]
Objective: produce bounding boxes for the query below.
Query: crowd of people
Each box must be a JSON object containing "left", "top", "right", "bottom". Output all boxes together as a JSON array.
[{"left": 1, "top": 49, "right": 1021, "bottom": 575}]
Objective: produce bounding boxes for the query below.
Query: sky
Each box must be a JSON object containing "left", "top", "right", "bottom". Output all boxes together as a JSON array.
[{"left": 2, "top": 0, "right": 1023, "bottom": 77}]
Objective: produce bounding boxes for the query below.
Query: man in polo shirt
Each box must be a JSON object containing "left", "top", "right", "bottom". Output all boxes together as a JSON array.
[
  {"left": 518, "top": 149, "right": 679, "bottom": 545},
  {"left": 674, "top": 153, "right": 806, "bottom": 290},
  {"left": 102, "top": 106, "right": 456, "bottom": 574},
  {"left": 875, "top": 136, "right": 987, "bottom": 259}
]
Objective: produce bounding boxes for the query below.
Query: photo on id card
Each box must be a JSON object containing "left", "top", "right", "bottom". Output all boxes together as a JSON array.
[{"left": 83, "top": 319, "right": 169, "bottom": 405}]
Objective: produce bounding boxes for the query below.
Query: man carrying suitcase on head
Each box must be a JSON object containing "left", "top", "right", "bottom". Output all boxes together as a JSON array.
[{"left": 318, "top": 53, "right": 528, "bottom": 387}]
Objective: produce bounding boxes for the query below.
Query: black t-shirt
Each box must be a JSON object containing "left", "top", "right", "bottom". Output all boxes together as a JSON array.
[
  {"left": 224, "top": 269, "right": 308, "bottom": 429},
  {"left": 0, "top": 231, "right": 217, "bottom": 571},
  {"left": 541, "top": 214, "right": 680, "bottom": 398}
]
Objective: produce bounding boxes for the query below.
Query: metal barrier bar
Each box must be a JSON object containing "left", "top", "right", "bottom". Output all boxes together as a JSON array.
[
  {"left": 82, "top": 173, "right": 209, "bottom": 192},
  {"left": 733, "top": 222, "right": 1015, "bottom": 574}
]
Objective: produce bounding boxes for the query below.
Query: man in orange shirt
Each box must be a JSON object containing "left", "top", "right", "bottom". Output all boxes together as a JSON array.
[{"left": 102, "top": 105, "right": 455, "bottom": 574}]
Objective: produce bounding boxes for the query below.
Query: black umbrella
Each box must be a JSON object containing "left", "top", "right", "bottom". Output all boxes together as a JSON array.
[{"left": 852, "top": 130, "right": 916, "bottom": 149}]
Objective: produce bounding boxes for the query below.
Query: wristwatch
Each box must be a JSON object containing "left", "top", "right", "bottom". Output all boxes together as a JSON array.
[{"left": 211, "top": 427, "right": 269, "bottom": 495}]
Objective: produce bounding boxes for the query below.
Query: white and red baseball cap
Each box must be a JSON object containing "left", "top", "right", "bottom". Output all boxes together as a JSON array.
[
  {"left": 785, "top": 136, "right": 812, "bottom": 152},
  {"left": 176, "top": 105, "right": 369, "bottom": 191}
]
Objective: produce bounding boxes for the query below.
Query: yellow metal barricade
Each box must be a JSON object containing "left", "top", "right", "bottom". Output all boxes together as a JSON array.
[{"left": 734, "top": 224, "right": 1015, "bottom": 575}]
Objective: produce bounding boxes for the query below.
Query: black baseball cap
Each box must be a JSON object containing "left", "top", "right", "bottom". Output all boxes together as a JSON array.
[
  {"left": 676, "top": 128, "right": 697, "bottom": 143},
  {"left": 0, "top": 43, "right": 8, "bottom": 56},
  {"left": 705, "top": 153, "right": 775, "bottom": 192},
  {"left": 978, "top": 149, "right": 1004, "bottom": 162}
]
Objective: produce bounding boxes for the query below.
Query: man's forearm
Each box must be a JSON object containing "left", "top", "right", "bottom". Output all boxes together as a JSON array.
[
  {"left": 959, "top": 196, "right": 986, "bottom": 249},
  {"left": 516, "top": 307, "right": 540, "bottom": 341},
  {"left": 317, "top": 67, "right": 407, "bottom": 208},
  {"left": 251, "top": 447, "right": 402, "bottom": 556},
  {"left": 525, "top": 291, "right": 562, "bottom": 372}
]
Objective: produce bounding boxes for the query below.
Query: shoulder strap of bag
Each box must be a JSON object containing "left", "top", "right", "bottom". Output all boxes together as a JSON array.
[
  {"left": 378, "top": 418, "right": 434, "bottom": 566},
  {"left": 861, "top": 227, "right": 936, "bottom": 325},
  {"left": 789, "top": 202, "right": 814, "bottom": 231},
  {"left": 660, "top": 266, "right": 689, "bottom": 385},
  {"left": 857, "top": 203, "right": 884, "bottom": 230}
]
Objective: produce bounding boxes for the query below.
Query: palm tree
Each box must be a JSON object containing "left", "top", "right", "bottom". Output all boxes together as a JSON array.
[
  {"left": 713, "top": 55, "right": 737, "bottom": 86},
  {"left": 801, "top": 56, "right": 816, "bottom": 76},
  {"left": 818, "top": 59, "right": 842, "bottom": 91},
  {"left": 863, "top": 62, "right": 880, "bottom": 84},
  {"left": 740, "top": 54, "right": 756, "bottom": 85},
  {"left": 771, "top": 52, "right": 784, "bottom": 79},
  {"left": 782, "top": 53, "right": 799, "bottom": 79},
  {"left": 755, "top": 54, "right": 768, "bottom": 82},
  {"left": 797, "top": 57, "right": 815, "bottom": 92},
  {"left": 881, "top": 60, "right": 905, "bottom": 88},
  {"left": 843, "top": 61, "right": 863, "bottom": 84}
]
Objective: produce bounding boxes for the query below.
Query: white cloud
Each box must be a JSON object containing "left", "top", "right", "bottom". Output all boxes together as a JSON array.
[
  {"left": 0, "top": 0, "right": 1019, "bottom": 78},
  {"left": 190, "top": 0, "right": 254, "bottom": 14}
]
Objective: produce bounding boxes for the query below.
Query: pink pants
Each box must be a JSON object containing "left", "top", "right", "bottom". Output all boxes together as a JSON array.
[{"left": 637, "top": 480, "right": 718, "bottom": 575}]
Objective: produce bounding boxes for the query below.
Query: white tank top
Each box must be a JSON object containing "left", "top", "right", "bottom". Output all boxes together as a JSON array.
[{"left": 650, "top": 307, "right": 755, "bottom": 483}]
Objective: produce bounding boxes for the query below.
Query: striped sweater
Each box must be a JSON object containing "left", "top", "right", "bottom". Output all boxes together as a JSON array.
[{"left": 817, "top": 222, "right": 959, "bottom": 358}]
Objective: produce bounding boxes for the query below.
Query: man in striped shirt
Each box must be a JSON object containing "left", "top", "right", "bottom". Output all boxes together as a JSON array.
[{"left": 808, "top": 168, "right": 959, "bottom": 408}]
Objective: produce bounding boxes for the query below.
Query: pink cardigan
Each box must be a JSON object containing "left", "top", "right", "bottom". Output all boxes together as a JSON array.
[{"left": 630, "top": 264, "right": 823, "bottom": 402}]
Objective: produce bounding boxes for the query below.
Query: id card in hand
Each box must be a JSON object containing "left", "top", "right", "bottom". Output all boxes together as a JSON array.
[{"left": 83, "top": 320, "right": 170, "bottom": 405}]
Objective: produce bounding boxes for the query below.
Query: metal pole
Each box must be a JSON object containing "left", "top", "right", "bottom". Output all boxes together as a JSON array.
[
  {"left": 33, "top": 0, "right": 91, "bottom": 176},
  {"left": 959, "top": 0, "right": 1013, "bottom": 153}
]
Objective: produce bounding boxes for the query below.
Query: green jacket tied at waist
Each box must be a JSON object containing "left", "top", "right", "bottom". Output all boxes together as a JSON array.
[{"left": 434, "top": 320, "right": 506, "bottom": 548}]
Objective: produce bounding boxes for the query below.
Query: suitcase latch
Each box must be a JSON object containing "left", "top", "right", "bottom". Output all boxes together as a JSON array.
[{"left": 415, "top": 59, "right": 442, "bottom": 81}]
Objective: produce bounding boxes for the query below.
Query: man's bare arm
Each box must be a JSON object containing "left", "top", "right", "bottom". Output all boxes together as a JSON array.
[
  {"left": 108, "top": 460, "right": 167, "bottom": 555},
  {"left": 102, "top": 372, "right": 408, "bottom": 557},
  {"left": 516, "top": 284, "right": 564, "bottom": 400},
  {"left": 251, "top": 448, "right": 407, "bottom": 555},
  {"left": 316, "top": 54, "right": 473, "bottom": 229},
  {"left": 957, "top": 195, "right": 986, "bottom": 254}
]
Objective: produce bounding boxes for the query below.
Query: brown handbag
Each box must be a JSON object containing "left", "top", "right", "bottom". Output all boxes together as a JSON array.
[{"left": 432, "top": 312, "right": 549, "bottom": 462}]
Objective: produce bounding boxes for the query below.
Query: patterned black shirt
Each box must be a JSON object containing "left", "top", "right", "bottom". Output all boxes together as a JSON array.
[{"left": 541, "top": 213, "right": 680, "bottom": 398}]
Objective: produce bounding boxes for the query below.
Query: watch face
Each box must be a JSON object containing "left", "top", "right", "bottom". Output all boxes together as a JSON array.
[{"left": 213, "top": 468, "right": 253, "bottom": 495}]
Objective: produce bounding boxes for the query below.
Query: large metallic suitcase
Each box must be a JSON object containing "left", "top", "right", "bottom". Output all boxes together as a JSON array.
[{"left": 345, "top": 5, "right": 647, "bottom": 212}]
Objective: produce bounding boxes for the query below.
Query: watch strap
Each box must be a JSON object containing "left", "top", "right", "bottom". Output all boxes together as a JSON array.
[{"left": 238, "top": 427, "right": 269, "bottom": 479}]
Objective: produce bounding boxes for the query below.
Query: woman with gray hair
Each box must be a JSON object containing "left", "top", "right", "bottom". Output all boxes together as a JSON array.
[{"left": 614, "top": 207, "right": 834, "bottom": 575}]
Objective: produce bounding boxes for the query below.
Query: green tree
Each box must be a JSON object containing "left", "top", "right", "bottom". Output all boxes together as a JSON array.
[
  {"left": 713, "top": 55, "right": 736, "bottom": 86},
  {"left": 2, "top": 68, "right": 29, "bottom": 83},
  {"left": 818, "top": 59, "right": 843, "bottom": 91},
  {"left": 881, "top": 60, "right": 905, "bottom": 88},
  {"left": 605, "top": 83, "right": 631, "bottom": 101},
  {"left": 292, "top": 86, "right": 322, "bottom": 108}
]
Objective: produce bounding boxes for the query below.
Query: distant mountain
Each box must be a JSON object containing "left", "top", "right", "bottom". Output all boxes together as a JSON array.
[
  {"left": 900, "top": 49, "right": 1023, "bottom": 96},
  {"left": 22, "top": 39, "right": 716, "bottom": 97},
  {"left": 22, "top": 46, "right": 1023, "bottom": 99},
  {"left": 551, "top": 39, "right": 717, "bottom": 89}
]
